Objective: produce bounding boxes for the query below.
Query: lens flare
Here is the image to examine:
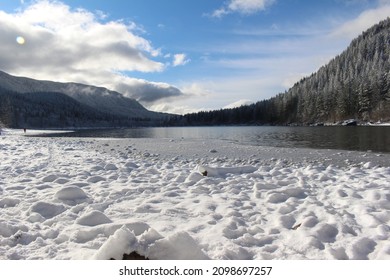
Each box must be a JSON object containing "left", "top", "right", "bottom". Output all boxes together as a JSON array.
[{"left": 16, "top": 36, "right": 25, "bottom": 45}]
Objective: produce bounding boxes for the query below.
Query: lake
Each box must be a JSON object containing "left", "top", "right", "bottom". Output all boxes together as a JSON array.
[{"left": 42, "top": 126, "right": 390, "bottom": 153}]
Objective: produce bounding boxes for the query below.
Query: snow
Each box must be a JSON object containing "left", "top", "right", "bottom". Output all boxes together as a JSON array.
[
  {"left": 0, "top": 130, "right": 390, "bottom": 260},
  {"left": 76, "top": 210, "right": 112, "bottom": 226},
  {"left": 55, "top": 186, "right": 88, "bottom": 202}
]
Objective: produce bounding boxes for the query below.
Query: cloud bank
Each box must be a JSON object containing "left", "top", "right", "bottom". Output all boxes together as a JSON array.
[{"left": 0, "top": 0, "right": 185, "bottom": 105}]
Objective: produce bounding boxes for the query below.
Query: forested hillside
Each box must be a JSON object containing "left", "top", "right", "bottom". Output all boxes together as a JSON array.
[
  {"left": 0, "top": 88, "right": 155, "bottom": 128},
  {"left": 171, "top": 18, "right": 390, "bottom": 126},
  {"left": 0, "top": 71, "right": 171, "bottom": 128}
]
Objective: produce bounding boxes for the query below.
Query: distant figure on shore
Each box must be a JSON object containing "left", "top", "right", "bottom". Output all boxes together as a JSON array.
[{"left": 23, "top": 128, "right": 26, "bottom": 133}]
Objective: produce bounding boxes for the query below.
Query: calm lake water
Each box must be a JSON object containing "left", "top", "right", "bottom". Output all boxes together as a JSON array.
[{"left": 44, "top": 126, "right": 390, "bottom": 153}]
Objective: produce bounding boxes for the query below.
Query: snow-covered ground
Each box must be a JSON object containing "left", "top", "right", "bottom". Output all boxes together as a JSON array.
[{"left": 0, "top": 129, "right": 389, "bottom": 260}]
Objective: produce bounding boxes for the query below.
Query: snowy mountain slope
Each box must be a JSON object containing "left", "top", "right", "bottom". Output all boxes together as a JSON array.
[
  {"left": 0, "top": 70, "right": 168, "bottom": 121},
  {"left": 0, "top": 89, "right": 137, "bottom": 128}
]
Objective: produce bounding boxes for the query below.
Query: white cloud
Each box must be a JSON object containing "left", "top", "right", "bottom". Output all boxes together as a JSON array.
[
  {"left": 114, "top": 77, "right": 183, "bottom": 103},
  {"left": 145, "top": 82, "right": 214, "bottom": 114},
  {"left": 149, "top": 103, "right": 200, "bottom": 115},
  {"left": 95, "top": 10, "right": 108, "bottom": 20},
  {"left": 0, "top": 0, "right": 185, "bottom": 104},
  {"left": 329, "top": 4, "right": 390, "bottom": 40},
  {"left": 228, "top": 0, "right": 274, "bottom": 13},
  {"left": 180, "top": 83, "right": 213, "bottom": 97},
  {"left": 172, "top": 53, "right": 190, "bottom": 66},
  {"left": 212, "top": 0, "right": 276, "bottom": 17},
  {"left": 176, "top": 76, "right": 285, "bottom": 112},
  {"left": 211, "top": 8, "right": 229, "bottom": 18}
]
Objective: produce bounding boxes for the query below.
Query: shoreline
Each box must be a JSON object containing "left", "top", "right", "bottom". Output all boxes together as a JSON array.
[
  {"left": 4, "top": 126, "right": 389, "bottom": 167},
  {"left": 63, "top": 136, "right": 390, "bottom": 168}
]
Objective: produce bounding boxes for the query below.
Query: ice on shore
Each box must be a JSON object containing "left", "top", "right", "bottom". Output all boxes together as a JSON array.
[{"left": 0, "top": 131, "right": 389, "bottom": 260}]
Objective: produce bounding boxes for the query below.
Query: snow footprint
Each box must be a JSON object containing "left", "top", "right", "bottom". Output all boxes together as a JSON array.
[
  {"left": 279, "top": 215, "right": 296, "bottom": 229},
  {"left": 351, "top": 237, "right": 377, "bottom": 260},
  {"left": 315, "top": 223, "right": 339, "bottom": 243},
  {"left": 0, "top": 198, "right": 20, "bottom": 208},
  {"left": 207, "top": 213, "right": 223, "bottom": 225}
]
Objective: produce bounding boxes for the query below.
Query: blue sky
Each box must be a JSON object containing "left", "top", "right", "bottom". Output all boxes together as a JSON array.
[{"left": 1, "top": 0, "right": 390, "bottom": 114}]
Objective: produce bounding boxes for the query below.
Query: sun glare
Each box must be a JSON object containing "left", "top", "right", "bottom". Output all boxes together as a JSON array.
[{"left": 16, "top": 36, "right": 25, "bottom": 45}]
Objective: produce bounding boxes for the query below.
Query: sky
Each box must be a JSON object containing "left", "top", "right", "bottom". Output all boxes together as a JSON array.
[{"left": 1, "top": 0, "right": 390, "bottom": 114}]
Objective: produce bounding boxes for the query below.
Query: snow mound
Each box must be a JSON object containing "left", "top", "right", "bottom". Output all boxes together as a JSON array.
[
  {"left": 87, "top": 176, "right": 106, "bottom": 183},
  {"left": 76, "top": 210, "right": 112, "bottom": 226},
  {"left": 148, "top": 231, "right": 210, "bottom": 260},
  {"left": 0, "top": 221, "right": 28, "bottom": 238},
  {"left": 42, "top": 174, "right": 59, "bottom": 183},
  {"left": 352, "top": 237, "right": 377, "bottom": 260},
  {"left": 93, "top": 224, "right": 209, "bottom": 260},
  {"left": 55, "top": 186, "right": 88, "bottom": 201},
  {"left": 104, "top": 163, "right": 118, "bottom": 171},
  {"left": 185, "top": 172, "right": 204, "bottom": 184},
  {"left": 29, "top": 201, "right": 66, "bottom": 219},
  {"left": 93, "top": 225, "right": 138, "bottom": 260},
  {"left": 0, "top": 198, "right": 20, "bottom": 208}
]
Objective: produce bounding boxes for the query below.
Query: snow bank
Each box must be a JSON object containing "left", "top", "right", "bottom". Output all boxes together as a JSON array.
[{"left": 0, "top": 132, "right": 389, "bottom": 259}]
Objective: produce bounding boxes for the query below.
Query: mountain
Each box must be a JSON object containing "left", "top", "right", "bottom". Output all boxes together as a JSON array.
[
  {"left": 0, "top": 71, "right": 170, "bottom": 128},
  {"left": 172, "top": 18, "right": 390, "bottom": 126}
]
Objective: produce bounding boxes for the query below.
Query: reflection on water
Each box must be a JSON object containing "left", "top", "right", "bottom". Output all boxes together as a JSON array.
[
  {"left": 247, "top": 126, "right": 390, "bottom": 152},
  {"left": 43, "top": 126, "right": 390, "bottom": 153}
]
